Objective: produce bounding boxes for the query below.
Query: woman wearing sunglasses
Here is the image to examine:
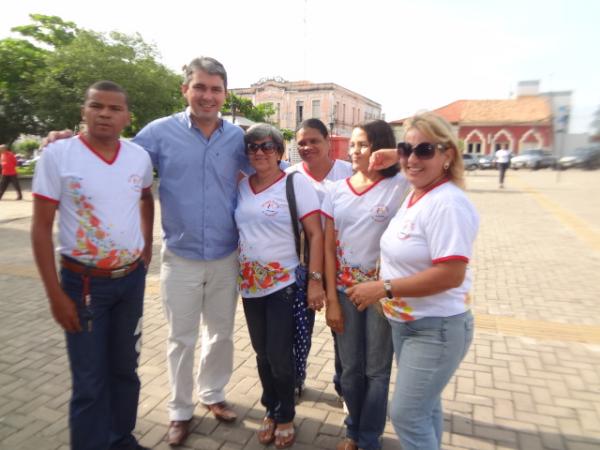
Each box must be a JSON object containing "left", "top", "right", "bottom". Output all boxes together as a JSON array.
[
  {"left": 322, "top": 120, "right": 409, "bottom": 450},
  {"left": 235, "top": 123, "right": 326, "bottom": 448},
  {"left": 286, "top": 118, "right": 353, "bottom": 399},
  {"left": 347, "top": 113, "right": 479, "bottom": 450}
]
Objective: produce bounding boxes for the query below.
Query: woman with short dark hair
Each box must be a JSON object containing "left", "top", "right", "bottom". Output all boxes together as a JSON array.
[{"left": 236, "top": 123, "right": 326, "bottom": 448}]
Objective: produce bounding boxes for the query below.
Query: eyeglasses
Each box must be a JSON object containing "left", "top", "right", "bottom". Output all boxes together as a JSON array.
[
  {"left": 246, "top": 141, "right": 278, "bottom": 154},
  {"left": 397, "top": 142, "right": 445, "bottom": 160}
]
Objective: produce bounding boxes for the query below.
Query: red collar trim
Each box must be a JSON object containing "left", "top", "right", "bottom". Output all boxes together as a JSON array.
[
  {"left": 302, "top": 160, "right": 334, "bottom": 182},
  {"left": 78, "top": 134, "right": 121, "bottom": 165},
  {"left": 346, "top": 176, "right": 385, "bottom": 196},
  {"left": 407, "top": 178, "right": 449, "bottom": 207},
  {"left": 250, "top": 170, "right": 286, "bottom": 195}
]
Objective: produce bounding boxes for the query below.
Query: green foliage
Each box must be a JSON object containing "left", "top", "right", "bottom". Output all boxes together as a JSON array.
[
  {"left": 591, "top": 106, "right": 600, "bottom": 139},
  {"left": 0, "top": 38, "right": 48, "bottom": 143},
  {"left": 13, "top": 138, "right": 41, "bottom": 158},
  {"left": 281, "top": 129, "right": 295, "bottom": 141},
  {"left": 222, "top": 93, "right": 276, "bottom": 123},
  {"left": 0, "top": 14, "right": 184, "bottom": 139},
  {"left": 11, "top": 14, "right": 77, "bottom": 48}
]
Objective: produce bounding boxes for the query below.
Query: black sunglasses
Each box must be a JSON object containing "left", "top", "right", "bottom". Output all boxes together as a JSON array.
[
  {"left": 246, "top": 141, "right": 278, "bottom": 154},
  {"left": 397, "top": 142, "right": 445, "bottom": 160}
]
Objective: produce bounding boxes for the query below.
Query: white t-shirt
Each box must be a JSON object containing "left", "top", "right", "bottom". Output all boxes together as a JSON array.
[
  {"left": 235, "top": 171, "right": 320, "bottom": 298},
  {"left": 286, "top": 159, "right": 353, "bottom": 202},
  {"left": 32, "top": 135, "right": 154, "bottom": 268},
  {"left": 379, "top": 181, "right": 479, "bottom": 322},
  {"left": 495, "top": 149, "right": 511, "bottom": 164},
  {"left": 322, "top": 173, "right": 410, "bottom": 291}
]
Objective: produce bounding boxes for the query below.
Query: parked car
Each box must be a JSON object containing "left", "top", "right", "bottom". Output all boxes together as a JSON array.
[
  {"left": 558, "top": 147, "right": 600, "bottom": 170},
  {"left": 462, "top": 153, "right": 479, "bottom": 171},
  {"left": 510, "top": 149, "right": 557, "bottom": 170},
  {"left": 478, "top": 154, "right": 496, "bottom": 169}
]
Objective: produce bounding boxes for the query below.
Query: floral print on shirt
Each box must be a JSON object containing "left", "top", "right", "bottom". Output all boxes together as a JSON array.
[
  {"left": 238, "top": 258, "right": 291, "bottom": 294},
  {"left": 381, "top": 298, "right": 415, "bottom": 321},
  {"left": 68, "top": 177, "right": 141, "bottom": 268},
  {"left": 335, "top": 240, "right": 377, "bottom": 290}
]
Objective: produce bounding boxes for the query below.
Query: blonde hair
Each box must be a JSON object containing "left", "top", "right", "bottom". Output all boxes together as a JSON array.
[{"left": 404, "top": 112, "right": 465, "bottom": 189}]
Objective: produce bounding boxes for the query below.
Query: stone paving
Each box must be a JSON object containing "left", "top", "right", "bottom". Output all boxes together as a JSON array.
[{"left": 1, "top": 169, "right": 599, "bottom": 450}]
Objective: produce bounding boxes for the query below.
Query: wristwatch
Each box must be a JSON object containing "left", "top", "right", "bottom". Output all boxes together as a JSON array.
[
  {"left": 383, "top": 279, "right": 394, "bottom": 299},
  {"left": 309, "top": 271, "right": 323, "bottom": 281}
]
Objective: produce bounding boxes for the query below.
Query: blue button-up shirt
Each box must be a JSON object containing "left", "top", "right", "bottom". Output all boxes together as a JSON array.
[{"left": 134, "top": 108, "right": 248, "bottom": 261}]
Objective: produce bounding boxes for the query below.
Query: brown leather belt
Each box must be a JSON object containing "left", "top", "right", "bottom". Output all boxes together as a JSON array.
[{"left": 60, "top": 256, "right": 140, "bottom": 279}]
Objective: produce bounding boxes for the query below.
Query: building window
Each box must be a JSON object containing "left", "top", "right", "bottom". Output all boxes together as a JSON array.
[
  {"left": 343, "top": 104, "right": 346, "bottom": 124},
  {"left": 467, "top": 143, "right": 482, "bottom": 154},
  {"left": 312, "top": 100, "right": 321, "bottom": 119},
  {"left": 296, "top": 101, "right": 304, "bottom": 126},
  {"left": 352, "top": 107, "right": 356, "bottom": 125},
  {"left": 276, "top": 103, "right": 280, "bottom": 125}
]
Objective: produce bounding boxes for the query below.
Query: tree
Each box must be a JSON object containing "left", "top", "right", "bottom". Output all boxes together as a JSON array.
[
  {"left": 30, "top": 30, "right": 183, "bottom": 134},
  {"left": 0, "top": 38, "right": 47, "bottom": 143},
  {"left": 222, "top": 92, "right": 276, "bottom": 123},
  {"left": 591, "top": 106, "right": 600, "bottom": 142},
  {"left": 0, "top": 14, "right": 184, "bottom": 139}
]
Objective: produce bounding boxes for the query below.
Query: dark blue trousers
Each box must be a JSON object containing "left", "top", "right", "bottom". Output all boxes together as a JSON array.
[
  {"left": 242, "top": 285, "right": 296, "bottom": 423},
  {"left": 61, "top": 263, "right": 146, "bottom": 450}
]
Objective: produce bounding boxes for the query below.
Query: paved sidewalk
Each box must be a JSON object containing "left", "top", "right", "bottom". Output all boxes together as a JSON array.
[{"left": 1, "top": 170, "right": 599, "bottom": 450}]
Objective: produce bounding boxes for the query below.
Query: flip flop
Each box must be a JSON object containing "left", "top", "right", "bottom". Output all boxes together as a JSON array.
[
  {"left": 257, "top": 417, "right": 276, "bottom": 445},
  {"left": 274, "top": 423, "right": 295, "bottom": 449}
]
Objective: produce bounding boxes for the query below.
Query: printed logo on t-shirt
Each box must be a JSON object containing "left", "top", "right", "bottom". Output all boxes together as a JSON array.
[
  {"left": 261, "top": 199, "right": 280, "bottom": 216},
  {"left": 371, "top": 205, "right": 389, "bottom": 222},
  {"left": 397, "top": 219, "right": 414, "bottom": 240},
  {"left": 128, "top": 174, "right": 143, "bottom": 192}
]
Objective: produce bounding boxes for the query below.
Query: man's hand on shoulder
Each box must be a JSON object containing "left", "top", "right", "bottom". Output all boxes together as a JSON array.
[{"left": 41, "top": 130, "right": 74, "bottom": 148}]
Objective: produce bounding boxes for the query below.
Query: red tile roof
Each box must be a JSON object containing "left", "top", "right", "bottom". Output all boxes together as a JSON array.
[{"left": 391, "top": 97, "right": 552, "bottom": 125}]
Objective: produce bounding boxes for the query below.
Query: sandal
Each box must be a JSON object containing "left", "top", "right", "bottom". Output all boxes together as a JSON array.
[
  {"left": 257, "top": 417, "right": 276, "bottom": 445},
  {"left": 274, "top": 423, "right": 296, "bottom": 449}
]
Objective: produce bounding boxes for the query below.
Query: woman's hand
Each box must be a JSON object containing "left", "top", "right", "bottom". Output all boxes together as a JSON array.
[
  {"left": 346, "top": 280, "right": 385, "bottom": 312},
  {"left": 307, "top": 280, "right": 326, "bottom": 311},
  {"left": 326, "top": 300, "right": 344, "bottom": 334},
  {"left": 369, "top": 148, "right": 399, "bottom": 171}
]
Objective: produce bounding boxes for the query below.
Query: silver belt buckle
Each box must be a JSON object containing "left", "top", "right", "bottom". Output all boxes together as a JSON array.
[{"left": 110, "top": 267, "right": 128, "bottom": 279}]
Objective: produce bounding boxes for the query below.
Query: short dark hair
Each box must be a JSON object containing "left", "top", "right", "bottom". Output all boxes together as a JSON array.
[
  {"left": 356, "top": 119, "right": 399, "bottom": 178},
  {"left": 244, "top": 123, "right": 285, "bottom": 158},
  {"left": 183, "top": 57, "right": 228, "bottom": 90},
  {"left": 296, "top": 118, "right": 329, "bottom": 139},
  {"left": 84, "top": 80, "right": 129, "bottom": 107}
]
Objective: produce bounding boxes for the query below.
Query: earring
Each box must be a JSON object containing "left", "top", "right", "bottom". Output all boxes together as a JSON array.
[{"left": 443, "top": 162, "right": 450, "bottom": 171}]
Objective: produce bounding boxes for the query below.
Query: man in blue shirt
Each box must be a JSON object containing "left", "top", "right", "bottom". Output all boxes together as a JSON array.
[{"left": 133, "top": 57, "right": 247, "bottom": 446}]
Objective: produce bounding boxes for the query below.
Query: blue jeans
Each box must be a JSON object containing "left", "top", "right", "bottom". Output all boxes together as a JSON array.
[
  {"left": 61, "top": 262, "right": 146, "bottom": 450},
  {"left": 389, "top": 310, "right": 474, "bottom": 450},
  {"left": 243, "top": 285, "right": 296, "bottom": 423},
  {"left": 336, "top": 291, "right": 393, "bottom": 450}
]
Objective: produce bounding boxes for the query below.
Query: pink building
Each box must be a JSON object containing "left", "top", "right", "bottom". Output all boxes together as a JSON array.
[
  {"left": 390, "top": 81, "right": 570, "bottom": 156},
  {"left": 230, "top": 77, "right": 382, "bottom": 137}
]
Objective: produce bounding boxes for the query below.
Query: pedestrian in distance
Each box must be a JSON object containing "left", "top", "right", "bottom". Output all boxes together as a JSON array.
[
  {"left": 495, "top": 145, "right": 511, "bottom": 188},
  {"left": 0, "top": 144, "right": 23, "bottom": 200},
  {"left": 31, "top": 80, "right": 155, "bottom": 450}
]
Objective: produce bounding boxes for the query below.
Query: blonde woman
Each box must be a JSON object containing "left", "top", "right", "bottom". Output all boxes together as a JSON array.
[{"left": 348, "top": 113, "right": 479, "bottom": 450}]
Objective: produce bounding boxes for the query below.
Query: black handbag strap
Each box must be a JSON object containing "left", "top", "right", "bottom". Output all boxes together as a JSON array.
[{"left": 285, "top": 171, "right": 304, "bottom": 263}]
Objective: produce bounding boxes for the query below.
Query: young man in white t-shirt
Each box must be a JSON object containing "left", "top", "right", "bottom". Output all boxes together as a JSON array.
[{"left": 31, "top": 81, "right": 154, "bottom": 450}]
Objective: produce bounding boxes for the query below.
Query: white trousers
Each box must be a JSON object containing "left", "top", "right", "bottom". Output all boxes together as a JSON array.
[{"left": 160, "top": 246, "right": 239, "bottom": 420}]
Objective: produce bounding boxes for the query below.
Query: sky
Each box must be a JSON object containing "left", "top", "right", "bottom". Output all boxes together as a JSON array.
[{"left": 2, "top": 0, "right": 598, "bottom": 133}]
